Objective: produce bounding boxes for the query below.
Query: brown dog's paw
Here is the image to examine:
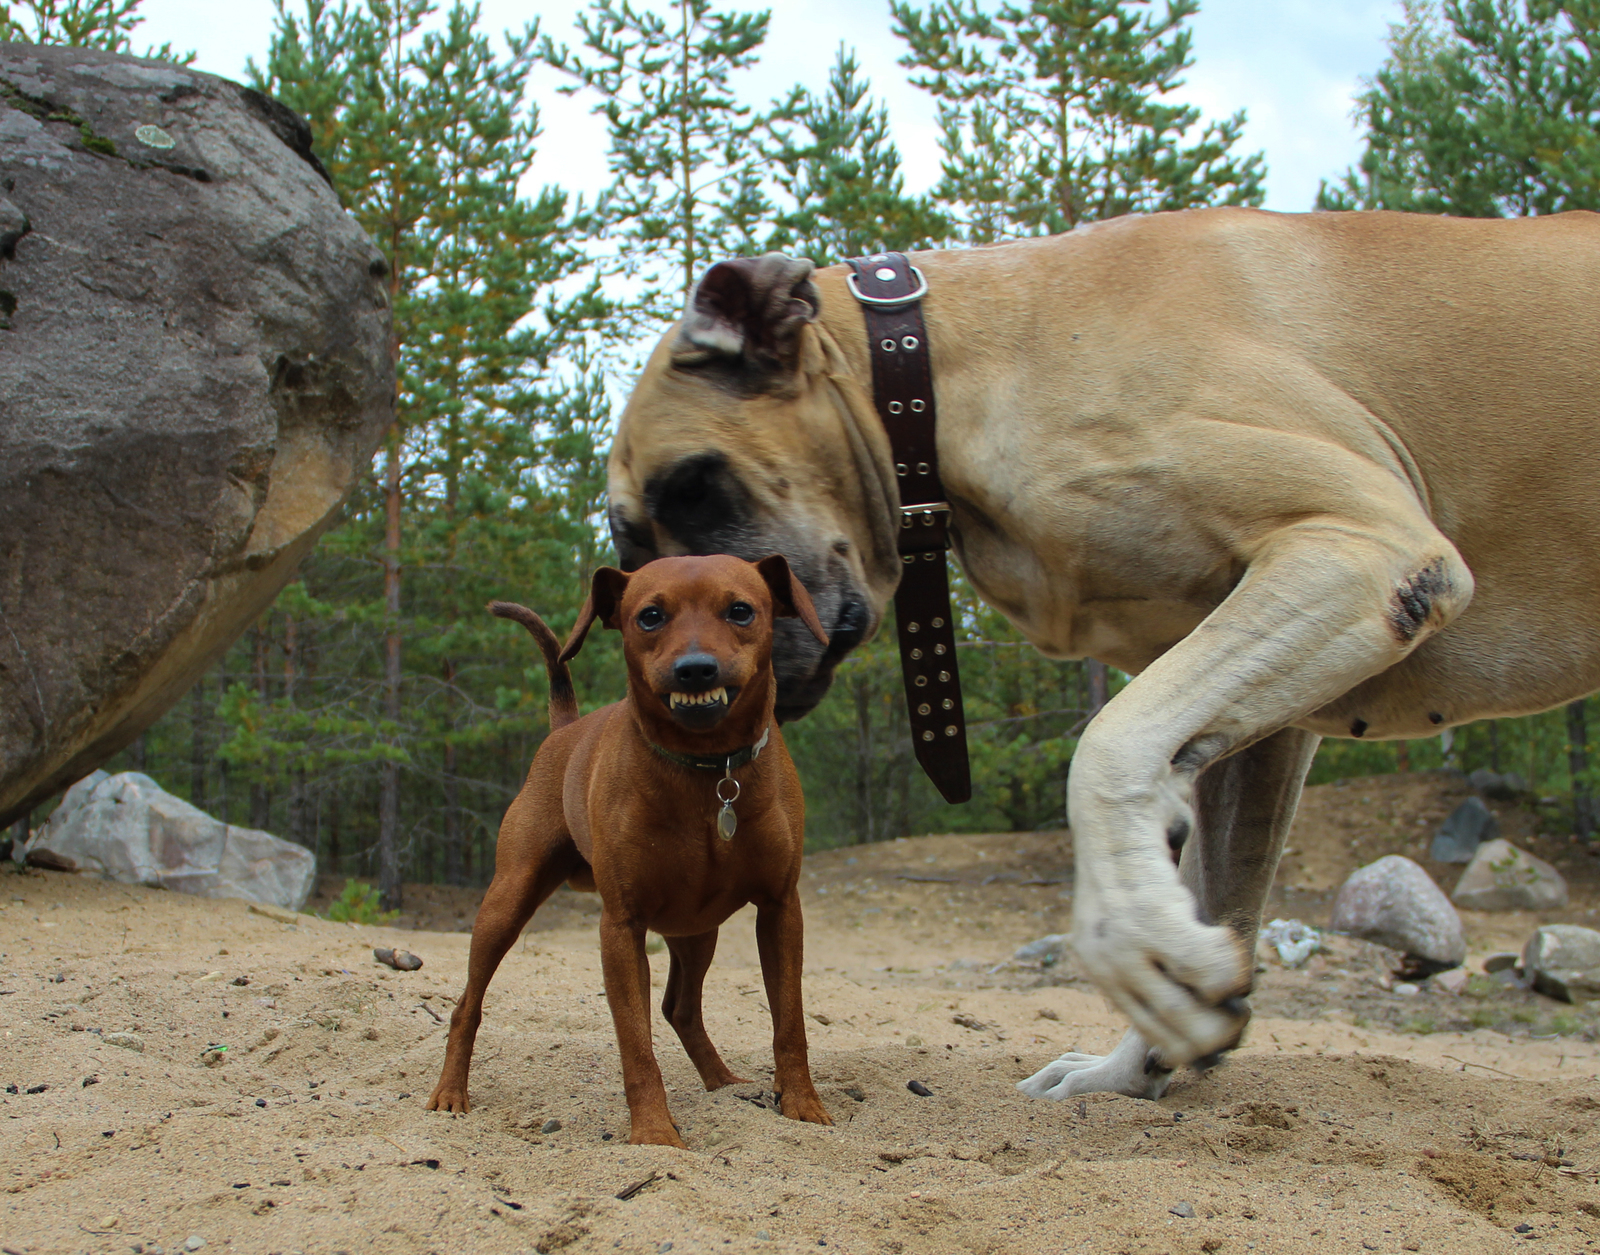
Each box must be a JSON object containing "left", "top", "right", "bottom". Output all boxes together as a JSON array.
[
  {"left": 629, "top": 1122, "right": 687, "bottom": 1149},
  {"left": 425, "top": 1085, "right": 470, "bottom": 1114},
  {"left": 777, "top": 1089, "right": 833, "bottom": 1127}
]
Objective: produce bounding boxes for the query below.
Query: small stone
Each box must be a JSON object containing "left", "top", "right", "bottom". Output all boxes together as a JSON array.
[
  {"left": 249, "top": 902, "right": 299, "bottom": 925},
  {"left": 256, "top": 1098, "right": 267, "bottom": 1108},
  {"left": 1432, "top": 968, "right": 1468, "bottom": 995},
  {"left": 1468, "top": 768, "right": 1526, "bottom": 801},
  {"left": 843, "top": 1086, "right": 866, "bottom": 1101},
  {"left": 1522, "top": 924, "right": 1600, "bottom": 1003},
  {"left": 755, "top": 1232, "right": 770, "bottom": 1242},
  {"left": 1483, "top": 952, "right": 1520, "bottom": 973},
  {"left": 1330, "top": 856, "right": 1465, "bottom": 968},
  {"left": 1393, "top": 982, "right": 1420, "bottom": 996},
  {"left": 1036, "top": 1007, "right": 1059, "bottom": 1021},
  {"left": 1452, "top": 839, "right": 1568, "bottom": 911},
  {"left": 184, "top": 1237, "right": 206, "bottom": 1252},
  {"left": 363, "top": 1027, "right": 379, "bottom": 1041},
  {"left": 906, "top": 1080, "right": 932, "bottom": 1097},
  {"left": 541, "top": 1118, "right": 562, "bottom": 1134},
  {"left": 1514, "top": 1223, "right": 1533, "bottom": 1234},
  {"left": 658, "top": 1244, "right": 673, "bottom": 1253},
  {"left": 1432, "top": 797, "right": 1498, "bottom": 863},
  {"left": 1169, "top": 1201, "right": 1196, "bottom": 1218},
  {"left": 374, "top": 947, "right": 423, "bottom": 971},
  {"left": 1260, "top": 918, "right": 1320, "bottom": 967},
  {"left": 1402, "top": 1242, "right": 1421, "bottom": 1252},
  {"left": 1013, "top": 934, "right": 1069, "bottom": 966},
  {"left": 104, "top": 1031, "right": 143, "bottom": 1053}
]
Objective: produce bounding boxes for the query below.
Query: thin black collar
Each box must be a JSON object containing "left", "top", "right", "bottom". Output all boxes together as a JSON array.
[{"left": 647, "top": 724, "right": 771, "bottom": 772}]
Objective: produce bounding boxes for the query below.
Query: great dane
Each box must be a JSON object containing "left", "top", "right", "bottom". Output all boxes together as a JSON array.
[{"left": 604, "top": 207, "right": 1600, "bottom": 1099}]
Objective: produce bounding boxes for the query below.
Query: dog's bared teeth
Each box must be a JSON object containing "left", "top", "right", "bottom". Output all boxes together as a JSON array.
[{"left": 669, "top": 686, "right": 728, "bottom": 709}]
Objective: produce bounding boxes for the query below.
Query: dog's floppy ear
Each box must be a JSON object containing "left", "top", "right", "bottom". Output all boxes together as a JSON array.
[
  {"left": 672, "top": 254, "right": 818, "bottom": 373},
  {"left": 558, "top": 567, "right": 630, "bottom": 664},
  {"left": 755, "top": 554, "right": 829, "bottom": 646}
]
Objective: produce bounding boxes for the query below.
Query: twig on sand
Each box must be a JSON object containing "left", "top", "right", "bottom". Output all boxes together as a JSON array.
[
  {"left": 616, "top": 1171, "right": 660, "bottom": 1201},
  {"left": 1441, "top": 1055, "right": 1522, "bottom": 1079}
]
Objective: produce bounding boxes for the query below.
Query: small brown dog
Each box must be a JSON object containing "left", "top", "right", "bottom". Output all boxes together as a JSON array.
[{"left": 426, "top": 554, "right": 834, "bottom": 1146}]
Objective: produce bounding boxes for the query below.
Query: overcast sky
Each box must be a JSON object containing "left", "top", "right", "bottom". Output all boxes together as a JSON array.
[{"left": 133, "top": 0, "right": 1404, "bottom": 213}]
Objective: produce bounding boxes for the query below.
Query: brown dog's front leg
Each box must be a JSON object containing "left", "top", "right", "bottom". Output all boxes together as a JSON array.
[
  {"left": 662, "top": 929, "right": 749, "bottom": 1090},
  {"left": 756, "top": 890, "right": 832, "bottom": 1127},
  {"left": 600, "top": 911, "right": 684, "bottom": 1147}
]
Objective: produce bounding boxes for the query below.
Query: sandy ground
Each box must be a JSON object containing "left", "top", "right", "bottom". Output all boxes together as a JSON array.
[{"left": 4, "top": 772, "right": 1600, "bottom": 1255}]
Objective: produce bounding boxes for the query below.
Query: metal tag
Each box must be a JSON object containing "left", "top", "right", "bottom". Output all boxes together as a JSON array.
[{"left": 716, "top": 803, "right": 737, "bottom": 840}]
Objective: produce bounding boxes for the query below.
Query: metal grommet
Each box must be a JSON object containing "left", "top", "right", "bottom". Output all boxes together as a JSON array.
[
  {"left": 938, "top": 670, "right": 950, "bottom": 683},
  {"left": 874, "top": 266, "right": 897, "bottom": 281},
  {"left": 910, "top": 399, "right": 925, "bottom": 412},
  {"left": 934, "top": 644, "right": 946, "bottom": 655},
  {"left": 923, "top": 551, "right": 938, "bottom": 561},
  {"left": 909, "top": 648, "right": 923, "bottom": 660},
  {"left": 945, "top": 725, "right": 958, "bottom": 737},
  {"left": 942, "top": 698, "right": 954, "bottom": 710},
  {"left": 888, "top": 400, "right": 903, "bottom": 414},
  {"left": 900, "top": 514, "right": 912, "bottom": 528},
  {"left": 921, "top": 730, "right": 934, "bottom": 742},
  {"left": 881, "top": 338, "right": 897, "bottom": 352},
  {"left": 895, "top": 463, "right": 908, "bottom": 476},
  {"left": 916, "top": 462, "right": 930, "bottom": 475},
  {"left": 932, "top": 617, "right": 945, "bottom": 628},
  {"left": 914, "top": 675, "right": 928, "bottom": 687},
  {"left": 907, "top": 622, "right": 920, "bottom": 632},
  {"left": 901, "top": 555, "right": 914, "bottom": 565},
  {"left": 922, "top": 512, "right": 936, "bottom": 525},
  {"left": 918, "top": 703, "right": 931, "bottom": 716},
  {"left": 902, "top": 335, "right": 919, "bottom": 351}
]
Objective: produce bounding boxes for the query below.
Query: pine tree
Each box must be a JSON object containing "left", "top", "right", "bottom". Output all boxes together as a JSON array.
[
  {"left": 766, "top": 46, "right": 948, "bottom": 266},
  {"left": 0, "top": 0, "right": 189, "bottom": 60},
  {"left": 248, "top": 0, "right": 602, "bottom": 909},
  {"left": 892, "top": 0, "right": 1265, "bottom": 241},
  {"left": 541, "top": 0, "right": 783, "bottom": 319},
  {"left": 1318, "top": 0, "right": 1600, "bottom": 216}
]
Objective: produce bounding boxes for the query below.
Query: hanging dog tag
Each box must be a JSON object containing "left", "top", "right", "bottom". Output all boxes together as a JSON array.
[{"left": 715, "top": 775, "right": 740, "bottom": 841}]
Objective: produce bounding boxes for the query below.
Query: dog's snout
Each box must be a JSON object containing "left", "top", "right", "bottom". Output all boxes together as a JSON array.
[{"left": 673, "top": 653, "right": 721, "bottom": 688}]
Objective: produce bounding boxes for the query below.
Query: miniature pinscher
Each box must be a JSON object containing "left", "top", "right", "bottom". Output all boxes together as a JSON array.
[{"left": 426, "top": 554, "right": 834, "bottom": 1146}]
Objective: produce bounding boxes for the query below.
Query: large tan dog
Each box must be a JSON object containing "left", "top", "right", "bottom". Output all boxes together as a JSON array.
[{"left": 605, "top": 207, "right": 1600, "bottom": 1100}]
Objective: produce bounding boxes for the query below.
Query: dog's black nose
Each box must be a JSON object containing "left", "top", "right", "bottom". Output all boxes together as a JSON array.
[{"left": 673, "top": 653, "right": 721, "bottom": 687}]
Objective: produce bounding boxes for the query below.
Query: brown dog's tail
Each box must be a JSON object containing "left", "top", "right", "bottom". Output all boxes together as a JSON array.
[{"left": 489, "top": 601, "right": 579, "bottom": 730}]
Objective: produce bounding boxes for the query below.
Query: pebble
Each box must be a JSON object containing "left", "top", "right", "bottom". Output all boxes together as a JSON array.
[
  {"left": 1169, "top": 1201, "right": 1196, "bottom": 1218},
  {"left": 1484, "top": 952, "right": 1521, "bottom": 973},
  {"left": 1393, "top": 982, "right": 1420, "bottom": 996},
  {"left": 104, "top": 1031, "right": 144, "bottom": 1053},
  {"left": 658, "top": 1243, "right": 673, "bottom": 1253},
  {"left": 1432, "top": 968, "right": 1468, "bottom": 994},
  {"left": 541, "top": 1118, "right": 562, "bottom": 1134},
  {"left": 256, "top": 1098, "right": 267, "bottom": 1108},
  {"left": 906, "top": 1080, "right": 932, "bottom": 1097},
  {"left": 185, "top": 1237, "right": 206, "bottom": 1252},
  {"left": 374, "top": 947, "right": 424, "bottom": 971}
]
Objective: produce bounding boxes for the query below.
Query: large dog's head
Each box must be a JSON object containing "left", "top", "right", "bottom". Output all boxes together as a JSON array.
[{"left": 608, "top": 255, "right": 902, "bottom": 722}]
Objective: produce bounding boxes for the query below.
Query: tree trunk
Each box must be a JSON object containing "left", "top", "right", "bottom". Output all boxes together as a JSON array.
[
  {"left": 378, "top": 428, "right": 404, "bottom": 911},
  {"left": 1086, "top": 659, "right": 1110, "bottom": 717},
  {"left": 129, "top": 732, "right": 147, "bottom": 774},
  {"left": 443, "top": 659, "right": 461, "bottom": 886},
  {"left": 1488, "top": 719, "right": 1502, "bottom": 772},
  {"left": 216, "top": 658, "right": 230, "bottom": 824},
  {"left": 250, "top": 623, "right": 272, "bottom": 831},
  {"left": 1568, "top": 699, "right": 1594, "bottom": 839},
  {"left": 855, "top": 675, "right": 874, "bottom": 844},
  {"left": 190, "top": 674, "right": 207, "bottom": 810},
  {"left": 1395, "top": 741, "right": 1411, "bottom": 773},
  {"left": 285, "top": 613, "right": 308, "bottom": 848}
]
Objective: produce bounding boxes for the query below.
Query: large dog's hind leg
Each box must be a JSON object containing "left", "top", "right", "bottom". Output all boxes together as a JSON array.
[
  {"left": 662, "top": 928, "right": 751, "bottom": 1090},
  {"left": 1019, "top": 726, "right": 1319, "bottom": 1100}
]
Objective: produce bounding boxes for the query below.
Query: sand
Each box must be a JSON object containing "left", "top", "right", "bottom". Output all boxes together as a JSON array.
[{"left": 3, "top": 771, "right": 1599, "bottom": 1255}]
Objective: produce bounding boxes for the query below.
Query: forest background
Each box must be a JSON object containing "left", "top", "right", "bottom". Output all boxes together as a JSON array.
[{"left": 4, "top": 0, "right": 1599, "bottom": 908}]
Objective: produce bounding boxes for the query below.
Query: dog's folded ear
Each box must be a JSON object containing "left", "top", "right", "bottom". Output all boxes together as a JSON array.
[
  {"left": 672, "top": 254, "right": 818, "bottom": 374},
  {"left": 558, "top": 567, "right": 631, "bottom": 664},
  {"left": 756, "top": 555, "right": 830, "bottom": 646}
]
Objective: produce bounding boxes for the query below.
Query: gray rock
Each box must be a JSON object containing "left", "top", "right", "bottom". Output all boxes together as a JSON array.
[
  {"left": 0, "top": 45, "right": 391, "bottom": 827},
  {"left": 1431, "top": 797, "right": 1499, "bottom": 863},
  {"left": 1329, "top": 855, "right": 1466, "bottom": 968},
  {"left": 1012, "top": 934, "right": 1069, "bottom": 966},
  {"left": 25, "top": 770, "right": 314, "bottom": 909},
  {"left": 1522, "top": 924, "right": 1600, "bottom": 1003},
  {"left": 1468, "top": 769, "right": 1527, "bottom": 801},
  {"left": 1451, "top": 838, "right": 1568, "bottom": 911},
  {"left": 104, "top": 1031, "right": 143, "bottom": 1052}
]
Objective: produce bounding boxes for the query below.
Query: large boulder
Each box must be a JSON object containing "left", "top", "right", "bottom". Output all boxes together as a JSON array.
[
  {"left": 1451, "top": 838, "right": 1568, "bottom": 911},
  {"left": 1430, "top": 796, "right": 1498, "bottom": 863},
  {"left": 23, "top": 770, "right": 315, "bottom": 910},
  {"left": 1329, "top": 855, "right": 1466, "bottom": 970},
  {"left": 0, "top": 45, "right": 391, "bottom": 826}
]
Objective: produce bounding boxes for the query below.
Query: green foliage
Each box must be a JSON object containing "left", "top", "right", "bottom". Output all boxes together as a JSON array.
[
  {"left": 1319, "top": 0, "right": 1600, "bottom": 215},
  {"left": 542, "top": 0, "right": 783, "bottom": 317},
  {"left": 766, "top": 47, "right": 948, "bottom": 266},
  {"left": 0, "top": 0, "right": 192, "bottom": 62},
  {"left": 891, "top": 0, "right": 1265, "bottom": 240},
  {"left": 324, "top": 878, "right": 399, "bottom": 924}
]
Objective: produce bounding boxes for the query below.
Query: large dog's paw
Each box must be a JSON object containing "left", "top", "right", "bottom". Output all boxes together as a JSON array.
[
  {"left": 1016, "top": 1030, "right": 1173, "bottom": 1101},
  {"left": 1071, "top": 886, "right": 1251, "bottom": 1066},
  {"left": 425, "top": 1080, "right": 470, "bottom": 1114}
]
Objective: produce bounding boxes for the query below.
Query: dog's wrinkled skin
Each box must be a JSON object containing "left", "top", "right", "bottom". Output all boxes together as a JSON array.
[
  {"left": 426, "top": 555, "right": 834, "bottom": 1145},
  {"left": 608, "top": 208, "right": 1600, "bottom": 1098}
]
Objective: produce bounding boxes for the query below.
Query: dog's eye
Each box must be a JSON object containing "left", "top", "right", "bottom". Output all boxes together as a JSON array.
[
  {"left": 727, "top": 601, "right": 755, "bottom": 626},
  {"left": 636, "top": 605, "right": 666, "bottom": 631}
]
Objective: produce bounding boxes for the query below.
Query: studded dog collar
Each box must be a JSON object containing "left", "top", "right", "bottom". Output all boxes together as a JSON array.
[{"left": 844, "top": 254, "right": 971, "bottom": 804}]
